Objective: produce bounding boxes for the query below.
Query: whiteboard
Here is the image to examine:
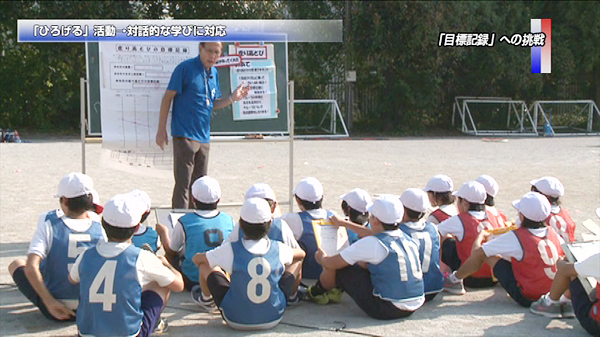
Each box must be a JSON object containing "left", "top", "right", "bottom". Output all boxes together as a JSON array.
[{"left": 88, "top": 42, "right": 289, "bottom": 141}]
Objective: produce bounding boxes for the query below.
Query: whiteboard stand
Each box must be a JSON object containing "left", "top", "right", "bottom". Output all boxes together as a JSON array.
[{"left": 288, "top": 80, "right": 295, "bottom": 213}]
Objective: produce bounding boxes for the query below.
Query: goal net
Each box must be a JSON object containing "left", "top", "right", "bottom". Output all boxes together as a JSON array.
[
  {"left": 531, "top": 100, "right": 600, "bottom": 136},
  {"left": 452, "top": 96, "right": 537, "bottom": 136},
  {"left": 293, "top": 99, "right": 349, "bottom": 138}
]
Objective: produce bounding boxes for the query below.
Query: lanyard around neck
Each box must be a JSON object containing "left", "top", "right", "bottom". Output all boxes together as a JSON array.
[{"left": 205, "top": 68, "right": 210, "bottom": 106}]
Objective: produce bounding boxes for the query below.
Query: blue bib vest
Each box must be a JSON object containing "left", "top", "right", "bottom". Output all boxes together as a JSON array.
[
  {"left": 399, "top": 222, "right": 444, "bottom": 294},
  {"left": 367, "top": 232, "right": 424, "bottom": 302},
  {"left": 39, "top": 210, "right": 104, "bottom": 300},
  {"left": 347, "top": 228, "right": 359, "bottom": 244},
  {"left": 77, "top": 245, "right": 142, "bottom": 337},
  {"left": 240, "top": 218, "right": 284, "bottom": 243},
  {"left": 132, "top": 226, "right": 159, "bottom": 252},
  {"left": 220, "top": 240, "right": 286, "bottom": 327},
  {"left": 180, "top": 212, "right": 233, "bottom": 282},
  {"left": 298, "top": 210, "right": 335, "bottom": 279},
  {"left": 346, "top": 222, "right": 370, "bottom": 244}
]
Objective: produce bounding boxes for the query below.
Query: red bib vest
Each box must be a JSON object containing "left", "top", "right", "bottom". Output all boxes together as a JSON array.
[
  {"left": 512, "top": 227, "right": 564, "bottom": 300},
  {"left": 591, "top": 284, "right": 600, "bottom": 324},
  {"left": 485, "top": 208, "right": 508, "bottom": 230},
  {"left": 431, "top": 209, "right": 451, "bottom": 223},
  {"left": 545, "top": 207, "right": 576, "bottom": 243},
  {"left": 457, "top": 213, "right": 493, "bottom": 278}
]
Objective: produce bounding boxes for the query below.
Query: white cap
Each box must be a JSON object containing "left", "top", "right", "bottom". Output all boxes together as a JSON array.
[
  {"left": 476, "top": 174, "right": 499, "bottom": 197},
  {"left": 245, "top": 183, "right": 276, "bottom": 201},
  {"left": 240, "top": 198, "right": 272, "bottom": 223},
  {"left": 191, "top": 176, "right": 221, "bottom": 203},
  {"left": 400, "top": 188, "right": 431, "bottom": 213},
  {"left": 102, "top": 194, "right": 145, "bottom": 228},
  {"left": 425, "top": 174, "right": 454, "bottom": 193},
  {"left": 128, "top": 189, "right": 151, "bottom": 213},
  {"left": 454, "top": 181, "right": 487, "bottom": 204},
  {"left": 368, "top": 194, "right": 404, "bottom": 225},
  {"left": 340, "top": 188, "right": 372, "bottom": 213},
  {"left": 530, "top": 177, "right": 564, "bottom": 198},
  {"left": 55, "top": 172, "right": 95, "bottom": 198},
  {"left": 512, "top": 192, "right": 551, "bottom": 222},
  {"left": 293, "top": 177, "right": 323, "bottom": 203}
]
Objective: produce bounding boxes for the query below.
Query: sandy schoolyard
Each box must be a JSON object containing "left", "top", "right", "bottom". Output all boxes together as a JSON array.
[{"left": 0, "top": 136, "right": 598, "bottom": 336}]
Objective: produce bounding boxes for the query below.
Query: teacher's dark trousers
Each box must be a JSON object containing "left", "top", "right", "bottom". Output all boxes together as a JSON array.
[{"left": 172, "top": 137, "right": 210, "bottom": 209}]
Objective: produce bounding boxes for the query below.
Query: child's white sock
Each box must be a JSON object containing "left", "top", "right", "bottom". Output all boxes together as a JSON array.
[
  {"left": 448, "top": 271, "right": 461, "bottom": 283},
  {"left": 559, "top": 294, "right": 571, "bottom": 304},
  {"left": 201, "top": 292, "right": 213, "bottom": 302},
  {"left": 545, "top": 293, "right": 560, "bottom": 305}
]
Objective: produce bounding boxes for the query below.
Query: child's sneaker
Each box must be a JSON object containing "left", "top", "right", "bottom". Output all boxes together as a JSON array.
[
  {"left": 443, "top": 275, "right": 466, "bottom": 295},
  {"left": 191, "top": 285, "right": 218, "bottom": 314},
  {"left": 530, "top": 294, "right": 562, "bottom": 318},
  {"left": 326, "top": 288, "right": 343, "bottom": 304},
  {"left": 560, "top": 301, "right": 575, "bottom": 318},
  {"left": 307, "top": 285, "right": 329, "bottom": 305},
  {"left": 153, "top": 317, "right": 168, "bottom": 334},
  {"left": 286, "top": 292, "right": 303, "bottom": 307}
]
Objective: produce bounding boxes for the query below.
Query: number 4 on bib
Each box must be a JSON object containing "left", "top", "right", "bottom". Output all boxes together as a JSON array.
[{"left": 89, "top": 260, "right": 118, "bottom": 312}]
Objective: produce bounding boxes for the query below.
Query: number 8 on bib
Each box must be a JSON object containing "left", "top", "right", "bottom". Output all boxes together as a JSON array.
[{"left": 220, "top": 240, "right": 287, "bottom": 327}]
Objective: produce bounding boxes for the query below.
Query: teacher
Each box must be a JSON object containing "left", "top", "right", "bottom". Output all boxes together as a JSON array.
[{"left": 156, "top": 42, "right": 250, "bottom": 208}]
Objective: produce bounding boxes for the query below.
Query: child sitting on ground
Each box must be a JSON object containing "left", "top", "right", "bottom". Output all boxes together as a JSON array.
[
  {"left": 313, "top": 195, "right": 425, "bottom": 319},
  {"left": 69, "top": 193, "right": 184, "bottom": 336},
  {"left": 446, "top": 192, "right": 565, "bottom": 307},
  {"left": 437, "top": 181, "right": 496, "bottom": 291},
  {"left": 531, "top": 176, "right": 577, "bottom": 243},
  {"left": 340, "top": 188, "right": 372, "bottom": 244},
  {"left": 193, "top": 198, "right": 306, "bottom": 330},
  {"left": 8, "top": 172, "right": 105, "bottom": 321},
  {"left": 424, "top": 174, "right": 458, "bottom": 225},
  {"left": 399, "top": 188, "right": 444, "bottom": 302},
  {"left": 476, "top": 174, "right": 508, "bottom": 229},
  {"left": 226, "top": 183, "right": 299, "bottom": 249},
  {"left": 281, "top": 177, "right": 337, "bottom": 280},
  {"left": 128, "top": 189, "right": 161, "bottom": 253},
  {"left": 156, "top": 176, "right": 234, "bottom": 310},
  {"left": 223, "top": 183, "right": 302, "bottom": 303}
]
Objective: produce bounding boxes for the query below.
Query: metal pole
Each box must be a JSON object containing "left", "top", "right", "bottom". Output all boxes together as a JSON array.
[
  {"left": 289, "top": 81, "right": 295, "bottom": 213},
  {"left": 345, "top": 0, "right": 353, "bottom": 134},
  {"left": 452, "top": 103, "right": 456, "bottom": 127},
  {"left": 588, "top": 102, "right": 593, "bottom": 132},
  {"left": 80, "top": 78, "right": 86, "bottom": 174}
]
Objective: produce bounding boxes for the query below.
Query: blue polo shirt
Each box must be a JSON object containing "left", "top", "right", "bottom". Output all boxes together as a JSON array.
[{"left": 168, "top": 57, "right": 221, "bottom": 143}]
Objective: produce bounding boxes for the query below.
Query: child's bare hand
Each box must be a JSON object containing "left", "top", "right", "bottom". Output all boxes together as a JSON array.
[
  {"left": 329, "top": 214, "right": 343, "bottom": 227},
  {"left": 46, "top": 298, "right": 75, "bottom": 320},
  {"left": 315, "top": 248, "right": 326, "bottom": 265}
]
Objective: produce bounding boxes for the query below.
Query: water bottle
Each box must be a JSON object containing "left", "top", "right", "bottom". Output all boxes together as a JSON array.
[{"left": 543, "top": 122, "right": 553, "bottom": 137}]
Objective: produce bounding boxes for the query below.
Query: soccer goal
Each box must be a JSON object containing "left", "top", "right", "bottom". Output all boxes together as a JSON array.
[
  {"left": 293, "top": 99, "right": 349, "bottom": 138},
  {"left": 452, "top": 96, "right": 538, "bottom": 136},
  {"left": 531, "top": 100, "right": 600, "bottom": 136}
]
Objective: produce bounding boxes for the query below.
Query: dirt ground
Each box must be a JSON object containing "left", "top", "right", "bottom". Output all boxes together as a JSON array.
[{"left": 1, "top": 136, "right": 598, "bottom": 336}]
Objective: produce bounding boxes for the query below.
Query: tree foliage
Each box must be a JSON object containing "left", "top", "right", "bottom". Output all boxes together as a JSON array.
[
  {"left": 0, "top": 1, "right": 598, "bottom": 134},
  {"left": 0, "top": 1, "right": 140, "bottom": 130}
]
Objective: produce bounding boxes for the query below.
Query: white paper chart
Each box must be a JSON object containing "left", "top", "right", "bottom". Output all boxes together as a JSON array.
[
  {"left": 99, "top": 42, "right": 199, "bottom": 153},
  {"left": 228, "top": 44, "right": 278, "bottom": 121}
]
